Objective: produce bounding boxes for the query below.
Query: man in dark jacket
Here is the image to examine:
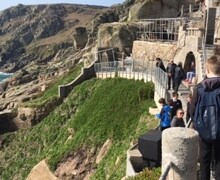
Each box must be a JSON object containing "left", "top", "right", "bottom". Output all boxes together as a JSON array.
[
  {"left": 174, "top": 62, "right": 184, "bottom": 92},
  {"left": 172, "top": 91, "right": 182, "bottom": 118},
  {"left": 166, "top": 60, "right": 176, "bottom": 90},
  {"left": 191, "top": 56, "right": 220, "bottom": 180},
  {"left": 156, "top": 57, "right": 166, "bottom": 72}
]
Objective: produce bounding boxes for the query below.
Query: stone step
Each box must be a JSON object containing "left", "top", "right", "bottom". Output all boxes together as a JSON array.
[{"left": 181, "top": 80, "right": 196, "bottom": 93}]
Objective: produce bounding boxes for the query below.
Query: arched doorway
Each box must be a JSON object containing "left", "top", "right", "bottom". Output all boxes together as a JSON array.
[{"left": 183, "top": 51, "right": 195, "bottom": 76}]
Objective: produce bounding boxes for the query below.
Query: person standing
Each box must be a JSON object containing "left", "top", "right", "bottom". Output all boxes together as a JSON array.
[
  {"left": 166, "top": 60, "right": 176, "bottom": 90},
  {"left": 174, "top": 62, "right": 184, "bottom": 92},
  {"left": 191, "top": 55, "right": 220, "bottom": 180},
  {"left": 156, "top": 98, "right": 171, "bottom": 131},
  {"left": 172, "top": 91, "right": 182, "bottom": 118},
  {"left": 156, "top": 57, "right": 166, "bottom": 72},
  {"left": 186, "top": 93, "right": 193, "bottom": 124},
  {"left": 171, "top": 109, "right": 185, "bottom": 127},
  {"left": 167, "top": 99, "right": 175, "bottom": 119}
]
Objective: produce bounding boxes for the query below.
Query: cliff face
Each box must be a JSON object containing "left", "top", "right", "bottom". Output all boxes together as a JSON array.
[
  {"left": 0, "top": 0, "right": 195, "bottom": 74},
  {"left": 0, "top": 3, "right": 107, "bottom": 112},
  {"left": 0, "top": 1, "right": 201, "bottom": 179},
  {"left": 0, "top": 0, "right": 196, "bottom": 119},
  {"left": 0, "top": 3, "right": 107, "bottom": 73}
]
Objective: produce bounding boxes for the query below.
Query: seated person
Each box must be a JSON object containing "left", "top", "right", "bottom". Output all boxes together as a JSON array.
[
  {"left": 185, "top": 63, "right": 196, "bottom": 84},
  {"left": 171, "top": 109, "right": 185, "bottom": 127}
]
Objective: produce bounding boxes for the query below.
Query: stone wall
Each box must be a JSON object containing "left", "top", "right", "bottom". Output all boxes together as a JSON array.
[
  {"left": 132, "top": 34, "right": 206, "bottom": 82},
  {"left": 174, "top": 36, "right": 204, "bottom": 82},
  {"left": 214, "top": 17, "right": 220, "bottom": 44},
  {"left": 132, "top": 41, "right": 177, "bottom": 62},
  {"left": 59, "top": 62, "right": 97, "bottom": 98}
]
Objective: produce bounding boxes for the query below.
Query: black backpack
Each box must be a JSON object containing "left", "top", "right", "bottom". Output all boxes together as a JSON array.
[{"left": 194, "top": 86, "right": 220, "bottom": 142}]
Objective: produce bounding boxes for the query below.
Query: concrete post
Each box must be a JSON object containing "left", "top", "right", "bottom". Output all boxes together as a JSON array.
[{"left": 162, "top": 127, "right": 199, "bottom": 180}]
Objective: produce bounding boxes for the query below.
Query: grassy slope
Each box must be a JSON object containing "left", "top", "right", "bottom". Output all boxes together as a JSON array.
[
  {"left": 0, "top": 78, "right": 160, "bottom": 179},
  {"left": 23, "top": 62, "right": 83, "bottom": 107}
]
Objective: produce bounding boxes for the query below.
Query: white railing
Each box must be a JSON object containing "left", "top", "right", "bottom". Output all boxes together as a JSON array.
[
  {"left": 186, "top": 27, "right": 204, "bottom": 37},
  {"left": 137, "top": 18, "right": 187, "bottom": 43},
  {"left": 94, "top": 60, "right": 168, "bottom": 99}
]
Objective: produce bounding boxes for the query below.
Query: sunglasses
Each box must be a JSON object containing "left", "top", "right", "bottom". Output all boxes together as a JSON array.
[{"left": 179, "top": 112, "right": 184, "bottom": 115}]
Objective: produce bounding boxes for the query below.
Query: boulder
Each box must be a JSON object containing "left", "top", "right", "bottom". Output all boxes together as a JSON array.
[
  {"left": 97, "top": 22, "right": 139, "bottom": 54},
  {"left": 27, "top": 160, "right": 58, "bottom": 180},
  {"left": 73, "top": 27, "right": 88, "bottom": 49},
  {"left": 96, "top": 139, "right": 112, "bottom": 164},
  {"left": 128, "top": 0, "right": 195, "bottom": 21},
  {"left": 90, "top": 9, "right": 119, "bottom": 35},
  {"left": 81, "top": 52, "right": 95, "bottom": 67}
]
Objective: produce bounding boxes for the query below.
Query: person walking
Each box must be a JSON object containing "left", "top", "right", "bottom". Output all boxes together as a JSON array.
[
  {"left": 191, "top": 55, "right": 220, "bottom": 180},
  {"left": 166, "top": 60, "right": 176, "bottom": 90},
  {"left": 174, "top": 62, "right": 184, "bottom": 92}
]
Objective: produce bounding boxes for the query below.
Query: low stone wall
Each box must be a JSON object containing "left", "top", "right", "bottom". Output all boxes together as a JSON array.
[{"left": 59, "top": 62, "right": 97, "bottom": 98}]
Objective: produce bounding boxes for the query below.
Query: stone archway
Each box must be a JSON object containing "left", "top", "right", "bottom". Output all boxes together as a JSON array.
[{"left": 183, "top": 51, "right": 195, "bottom": 75}]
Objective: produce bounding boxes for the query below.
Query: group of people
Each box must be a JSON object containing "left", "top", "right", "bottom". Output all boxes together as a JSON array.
[
  {"left": 156, "top": 55, "right": 220, "bottom": 180},
  {"left": 156, "top": 91, "right": 189, "bottom": 131},
  {"left": 156, "top": 58, "right": 184, "bottom": 92}
]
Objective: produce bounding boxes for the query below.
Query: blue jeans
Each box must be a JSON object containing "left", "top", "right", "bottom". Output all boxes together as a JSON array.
[{"left": 186, "top": 72, "right": 195, "bottom": 82}]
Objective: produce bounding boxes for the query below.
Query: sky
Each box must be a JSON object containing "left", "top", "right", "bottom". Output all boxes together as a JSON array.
[{"left": 0, "top": 0, "right": 125, "bottom": 11}]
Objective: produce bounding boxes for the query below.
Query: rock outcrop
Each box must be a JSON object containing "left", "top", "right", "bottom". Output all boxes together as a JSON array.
[
  {"left": 97, "top": 22, "right": 139, "bottom": 54},
  {"left": 0, "top": 110, "right": 17, "bottom": 133},
  {"left": 128, "top": 0, "right": 196, "bottom": 21},
  {"left": 27, "top": 160, "right": 58, "bottom": 180},
  {"left": 0, "top": 4, "right": 106, "bottom": 73},
  {"left": 73, "top": 27, "right": 88, "bottom": 49}
]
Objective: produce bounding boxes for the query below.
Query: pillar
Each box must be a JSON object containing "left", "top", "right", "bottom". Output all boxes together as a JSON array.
[{"left": 162, "top": 127, "right": 199, "bottom": 180}]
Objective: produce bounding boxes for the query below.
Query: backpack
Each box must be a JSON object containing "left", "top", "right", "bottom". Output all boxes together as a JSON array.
[
  {"left": 160, "top": 105, "right": 171, "bottom": 128},
  {"left": 194, "top": 87, "right": 220, "bottom": 142}
]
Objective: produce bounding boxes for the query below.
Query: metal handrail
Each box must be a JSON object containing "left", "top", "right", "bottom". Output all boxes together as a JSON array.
[
  {"left": 154, "top": 67, "right": 168, "bottom": 99},
  {"left": 180, "top": 3, "right": 202, "bottom": 17},
  {"left": 159, "top": 161, "right": 173, "bottom": 180}
]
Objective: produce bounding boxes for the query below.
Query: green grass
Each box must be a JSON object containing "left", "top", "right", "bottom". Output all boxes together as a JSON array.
[
  {"left": 23, "top": 62, "right": 83, "bottom": 107},
  {"left": 0, "top": 78, "right": 159, "bottom": 179},
  {"left": 127, "top": 168, "right": 161, "bottom": 180}
]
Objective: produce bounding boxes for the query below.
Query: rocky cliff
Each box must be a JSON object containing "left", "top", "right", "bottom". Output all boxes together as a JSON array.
[{"left": 0, "top": 0, "right": 196, "bottom": 129}]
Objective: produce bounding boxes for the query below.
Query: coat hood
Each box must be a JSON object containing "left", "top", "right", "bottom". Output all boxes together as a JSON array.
[{"left": 201, "top": 77, "right": 220, "bottom": 90}]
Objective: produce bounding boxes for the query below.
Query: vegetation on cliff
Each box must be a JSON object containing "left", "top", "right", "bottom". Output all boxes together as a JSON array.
[
  {"left": 0, "top": 78, "right": 160, "bottom": 179},
  {"left": 23, "top": 62, "right": 83, "bottom": 108}
]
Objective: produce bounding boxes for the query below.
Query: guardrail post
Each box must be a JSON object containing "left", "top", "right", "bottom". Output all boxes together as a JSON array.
[{"left": 161, "top": 127, "right": 199, "bottom": 180}]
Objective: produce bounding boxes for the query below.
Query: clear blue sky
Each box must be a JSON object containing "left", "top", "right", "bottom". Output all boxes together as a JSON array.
[{"left": 0, "top": 0, "right": 125, "bottom": 11}]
